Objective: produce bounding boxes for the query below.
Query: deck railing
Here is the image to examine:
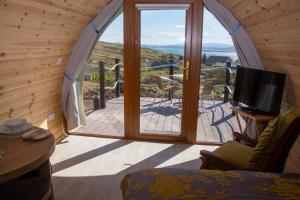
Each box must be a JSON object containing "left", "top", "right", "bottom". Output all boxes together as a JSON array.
[
  {"left": 91, "top": 59, "right": 238, "bottom": 110},
  {"left": 200, "top": 62, "right": 237, "bottom": 103},
  {"left": 224, "top": 62, "right": 238, "bottom": 103},
  {"left": 94, "top": 59, "right": 123, "bottom": 110}
]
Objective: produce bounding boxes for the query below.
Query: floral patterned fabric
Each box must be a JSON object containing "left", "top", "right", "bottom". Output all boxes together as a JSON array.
[{"left": 121, "top": 168, "right": 300, "bottom": 200}]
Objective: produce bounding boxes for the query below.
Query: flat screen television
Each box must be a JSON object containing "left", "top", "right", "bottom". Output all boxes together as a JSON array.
[{"left": 233, "top": 67, "right": 286, "bottom": 115}]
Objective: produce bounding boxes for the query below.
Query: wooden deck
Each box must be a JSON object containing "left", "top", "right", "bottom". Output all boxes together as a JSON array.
[{"left": 74, "top": 96, "right": 243, "bottom": 143}]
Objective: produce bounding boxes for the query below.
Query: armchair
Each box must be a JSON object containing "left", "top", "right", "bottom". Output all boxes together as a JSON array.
[{"left": 200, "top": 107, "right": 300, "bottom": 172}]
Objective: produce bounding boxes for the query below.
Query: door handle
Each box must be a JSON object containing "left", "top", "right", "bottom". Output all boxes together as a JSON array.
[{"left": 180, "top": 61, "right": 190, "bottom": 80}]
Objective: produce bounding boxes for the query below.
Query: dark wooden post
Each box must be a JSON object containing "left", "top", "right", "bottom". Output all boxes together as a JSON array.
[
  {"left": 224, "top": 61, "right": 231, "bottom": 103},
  {"left": 115, "top": 58, "right": 120, "bottom": 98},
  {"left": 168, "top": 58, "right": 174, "bottom": 100},
  {"left": 93, "top": 94, "right": 100, "bottom": 110},
  {"left": 99, "top": 61, "right": 106, "bottom": 109}
]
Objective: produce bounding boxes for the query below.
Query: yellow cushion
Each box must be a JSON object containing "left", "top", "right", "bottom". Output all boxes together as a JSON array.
[
  {"left": 276, "top": 107, "right": 300, "bottom": 137},
  {"left": 208, "top": 141, "right": 253, "bottom": 170},
  {"left": 248, "top": 117, "right": 279, "bottom": 170},
  {"left": 248, "top": 107, "right": 300, "bottom": 171}
]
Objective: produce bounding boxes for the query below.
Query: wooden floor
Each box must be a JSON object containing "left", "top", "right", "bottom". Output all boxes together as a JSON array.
[
  {"left": 75, "top": 96, "right": 242, "bottom": 143},
  {"left": 77, "top": 97, "right": 125, "bottom": 137},
  {"left": 51, "top": 135, "right": 218, "bottom": 200}
]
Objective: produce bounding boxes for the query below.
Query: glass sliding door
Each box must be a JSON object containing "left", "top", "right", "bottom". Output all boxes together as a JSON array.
[
  {"left": 124, "top": 0, "right": 203, "bottom": 142},
  {"left": 196, "top": 8, "right": 240, "bottom": 144},
  {"left": 139, "top": 9, "right": 187, "bottom": 136},
  {"left": 74, "top": 12, "right": 125, "bottom": 138}
]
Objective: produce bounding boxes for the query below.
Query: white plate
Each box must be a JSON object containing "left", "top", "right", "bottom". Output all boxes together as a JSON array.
[
  {"left": 0, "top": 123, "right": 32, "bottom": 136},
  {"left": 22, "top": 128, "right": 51, "bottom": 140},
  {"left": 4, "top": 118, "right": 27, "bottom": 129}
]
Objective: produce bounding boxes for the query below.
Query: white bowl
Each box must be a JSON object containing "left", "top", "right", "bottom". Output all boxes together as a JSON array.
[{"left": 4, "top": 118, "right": 27, "bottom": 129}]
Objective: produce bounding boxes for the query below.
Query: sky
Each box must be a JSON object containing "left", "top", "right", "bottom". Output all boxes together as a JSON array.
[{"left": 100, "top": 7, "right": 233, "bottom": 46}]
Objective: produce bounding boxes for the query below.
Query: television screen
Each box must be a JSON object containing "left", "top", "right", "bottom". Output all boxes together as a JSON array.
[{"left": 233, "top": 67, "right": 286, "bottom": 115}]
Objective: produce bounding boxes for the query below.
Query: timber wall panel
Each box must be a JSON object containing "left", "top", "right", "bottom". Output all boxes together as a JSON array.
[
  {"left": 0, "top": 0, "right": 109, "bottom": 139},
  {"left": 220, "top": 0, "right": 300, "bottom": 172}
]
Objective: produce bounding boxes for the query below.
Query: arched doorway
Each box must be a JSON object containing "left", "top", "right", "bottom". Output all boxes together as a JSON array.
[
  {"left": 72, "top": 0, "right": 244, "bottom": 144},
  {"left": 75, "top": 12, "right": 125, "bottom": 138}
]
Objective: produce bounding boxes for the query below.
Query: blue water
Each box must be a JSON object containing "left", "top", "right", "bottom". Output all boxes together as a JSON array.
[
  {"left": 147, "top": 47, "right": 238, "bottom": 61},
  {"left": 203, "top": 50, "right": 238, "bottom": 61}
]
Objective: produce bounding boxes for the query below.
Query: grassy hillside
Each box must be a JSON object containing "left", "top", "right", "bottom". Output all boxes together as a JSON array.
[
  {"left": 89, "top": 41, "right": 124, "bottom": 63},
  {"left": 87, "top": 41, "right": 181, "bottom": 68}
]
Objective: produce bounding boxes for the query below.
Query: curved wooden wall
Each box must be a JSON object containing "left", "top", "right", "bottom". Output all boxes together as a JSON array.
[
  {"left": 220, "top": 0, "right": 300, "bottom": 172},
  {"left": 0, "top": 0, "right": 110, "bottom": 139},
  {"left": 220, "top": 0, "right": 300, "bottom": 109}
]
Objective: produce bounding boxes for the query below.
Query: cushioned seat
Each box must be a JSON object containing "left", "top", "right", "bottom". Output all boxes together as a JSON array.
[
  {"left": 200, "top": 107, "right": 300, "bottom": 172},
  {"left": 206, "top": 141, "right": 253, "bottom": 170}
]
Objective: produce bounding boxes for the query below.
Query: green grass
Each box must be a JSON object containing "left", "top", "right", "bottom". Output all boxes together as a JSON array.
[{"left": 87, "top": 41, "right": 182, "bottom": 67}]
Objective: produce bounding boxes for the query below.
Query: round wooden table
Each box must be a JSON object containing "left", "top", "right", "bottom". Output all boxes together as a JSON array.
[{"left": 0, "top": 132, "right": 55, "bottom": 183}]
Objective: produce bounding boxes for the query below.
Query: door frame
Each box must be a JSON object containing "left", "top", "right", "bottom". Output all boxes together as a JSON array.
[{"left": 124, "top": 0, "right": 203, "bottom": 143}]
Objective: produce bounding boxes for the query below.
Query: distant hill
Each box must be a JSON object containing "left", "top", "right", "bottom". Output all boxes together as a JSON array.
[
  {"left": 142, "top": 43, "right": 235, "bottom": 56},
  {"left": 87, "top": 41, "right": 237, "bottom": 69},
  {"left": 203, "top": 43, "right": 235, "bottom": 53},
  {"left": 88, "top": 41, "right": 181, "bottom": 66},
  {"left": 89, "top": 41, "right": 124, "bottom": 62}
]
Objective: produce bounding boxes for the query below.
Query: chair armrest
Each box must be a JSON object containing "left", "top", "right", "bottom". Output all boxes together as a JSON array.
[
  {"left": 159, "top": 76, "right": 173, "bottom": 82},
  {"left": 213, "top": 84, "right": 225, "bottom": 90},
  {"left": 141, "top": 84, "right": 157, "bottom": 90},
  {"left": 200, "top": 150, "right": 245, "bottom": 170},
  {"left": 160, "top": 76, "right": 181, "bottom": 85},
  {"left": 212, "top": 84, "right": 224, "bottom": 95},
  {"left": 233, "top": 132, "right": 257, "bottom": 147}
]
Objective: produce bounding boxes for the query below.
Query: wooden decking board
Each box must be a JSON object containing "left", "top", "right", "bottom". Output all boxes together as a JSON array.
[
  {"left": 74, "top": 96, "right": 243, "bottom": 143},
  {"left": 222, "top": 103, "right": 236, "bottom": 141},
  {"left": 77, "top": 98, "right": 125, "bottom": 137},
  {"left": 197, "top": 106, "right": 208, "bottom": 142},
  {"left": 199, "top": 101, "right": 217, "bottom": 143},
  {"left": 140, "top": 98, "right": 181, "bottom": 135},
  {"left": 140, "top": 98, "right": 155, "bottom": 132},
  {"left": 194, "top": 99, "right": 238, "bottom": 142},
  {"left": 208, "top": 103, "right": 219, "bottom": 143},
  {"left": 208, "top": 102, "right": 225, "bottom": 143},
  {"left": 216, "top": 104, "right": 230, "bottom": 142}
]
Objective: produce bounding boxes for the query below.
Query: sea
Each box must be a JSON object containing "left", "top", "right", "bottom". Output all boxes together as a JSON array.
[
  {"left": 202, "top": 50, "right": 238, "bottom": 61},
  {"left": 143, "top": 44, "right": 238, "bottom": 61}
]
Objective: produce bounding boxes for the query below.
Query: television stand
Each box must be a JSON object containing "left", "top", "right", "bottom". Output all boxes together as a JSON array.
[{"left": 231, "top": 106, "right": 275, "bottom": 144}]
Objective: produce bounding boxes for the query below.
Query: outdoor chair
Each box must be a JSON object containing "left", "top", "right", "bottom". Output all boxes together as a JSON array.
[
  {"left": 200, "top": 107, "right": 300, "bottom": 172},
  {"left": 200, "top": 78, "right": 217, "bottom": 111},
  {"left": 152, "top": 75, "right": 182, "bottom": 105}
]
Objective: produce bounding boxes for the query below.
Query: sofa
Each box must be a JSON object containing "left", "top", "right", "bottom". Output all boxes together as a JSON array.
[{"left": 121, "top": 168, "right": 300, "bottom": 199}]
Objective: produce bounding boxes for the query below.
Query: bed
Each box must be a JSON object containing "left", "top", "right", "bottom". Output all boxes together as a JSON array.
[{"left": 121, "top": 168, "right": 300, "bottom": 200}]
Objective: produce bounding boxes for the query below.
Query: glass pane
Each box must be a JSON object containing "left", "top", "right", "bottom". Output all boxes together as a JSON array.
[
  {"left": 76, "top": 13, "right": 125, "bottom": 137},
  {"left": 196, "top": 8, "right": 242, "bottom": 143},
  {"left": 139, "top": 10, "right": 186, "bottom": 135}
]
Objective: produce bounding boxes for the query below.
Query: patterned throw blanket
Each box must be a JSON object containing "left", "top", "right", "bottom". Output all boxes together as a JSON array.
[{"left": 121, "top": 168, "right": 300, "bottom": 200}]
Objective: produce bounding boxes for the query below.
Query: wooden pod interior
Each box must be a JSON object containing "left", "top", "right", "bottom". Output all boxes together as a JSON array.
[{"left": 0, "top": 0, "right": 300, "bottom": 184}]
